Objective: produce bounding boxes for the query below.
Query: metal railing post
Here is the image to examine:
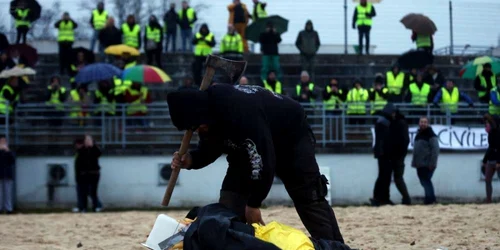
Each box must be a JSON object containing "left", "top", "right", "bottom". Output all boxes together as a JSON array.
[
  {"left": 122, "top": 104, "right": 126, "bottom": 149},
  {"left": 341, "top": 104, "right": 346, "bottom": 144},
  {"left": 101, "top": 109, "right": 106, "bottom": 149}
]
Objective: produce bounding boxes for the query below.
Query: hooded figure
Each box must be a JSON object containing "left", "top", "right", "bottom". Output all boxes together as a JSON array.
[
  {"left": 192, "top": 23, "right": 215, "bottom": 85},
  {"left": 482, "top": 114, "right": 500, "bottom": 203},
  {"left": 295, "top": 20, "right": 320, "bottom": 75}
]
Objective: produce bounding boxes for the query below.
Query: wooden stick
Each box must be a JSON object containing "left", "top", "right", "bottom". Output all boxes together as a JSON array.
[{"left": 161, "top": 67, "right": 216, "bottom": 206}]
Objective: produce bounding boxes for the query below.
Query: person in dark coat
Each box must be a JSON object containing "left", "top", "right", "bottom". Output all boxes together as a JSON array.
[
  {"left": 482, "top": 114, "right": 500, "bottom": 203},
  {"left": 168, "top": 84, "right": 345, "bottom": 243},
  {"left": 0, "top": 33, "right": 10, "bottom": 52},
  {"left": 75, "top": 135, "right": 103, "bottom": 212},
  {"left": 295, "top": 20, "right": 320, "bottom": 76},
  {"left": 259, "top": 22, "right": 282, "bottom": 80},
  {"left": 474, "top": 63, "right": 496, "bottom": 104},
  {"left": 411, "top": 117, "right": 439, "bottom": 204},
  {"left": 423, "top": 65, "right": 445, "bottom": 101},
  {"left": 163, "top": 3, "right": 178, "bottom": 52},
  {"left": 0, "top": 135, "right": 15, "bottom": 214},
  {"left": 98, "top": 17, "right": 122, "bottom": 51},
  {"left": 388, "top": 107, "right": 411, "bottom": 205}
]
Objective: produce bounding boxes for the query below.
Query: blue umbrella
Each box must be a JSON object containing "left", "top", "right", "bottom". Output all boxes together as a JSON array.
[{"left": 74, "top": 63, "right": 122, "bottom": 84}]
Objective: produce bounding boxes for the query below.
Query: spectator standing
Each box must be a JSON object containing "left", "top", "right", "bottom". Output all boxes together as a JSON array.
[
  {"left": 388, "top": 106, "right": 411, "bottom": 205},
  {"left": 433, "top": 80, "right": 474, "bottom": 118},
  {"left": 490, "top": 81, "right": 500, "bottom": 115},
  {"left": 475, "top": 63, "right": 496, "bottom": 103},
  {"left": 423, "top": 65, "right": 445, "bottom": 101},
  {"left": 352, "top": 0, "right": 376, "bottom": 55},
  {"left": 144, "top": 15, "right": 163, "bottom": 68},
  {"left": 0, "top": 135, "right": 15, "bottom": 214},
  {"left": 251, "top": 0, "right": 267, "bottom": 21},
  {"left": 412, "top": 31, "right": 433, "bottom": 54},
  {"left": 163, "top": 3, "right": 179, "bottom": 52},
  {"left": 192, "top": 24, "right": 215, "bottom": 86},
  {"left": 386, "top": 65, "right": 406, "bottom": 102},
  {"left": 125, "top": 82, "right": 152, "bottom": 128},
  {"left": 369, "top": 75, "right": 389, "bottom": 115},
  {"left": 262, "top": 70, "right": 282, "bottom": 94},
  {"left": 98, "top": 17, "right": 122, "bottom": 62},
  {"left": 75, "top": 135, "right": 103, "bottom": 212},
  {"left": 121, "top": 15, "right": 141, "bottom": 49},
  {"left": 55, "top": 12, "right": 77, "bottom": 75},
  {"left": 89, "top": 2, "right": 108, "bottom": 53},
  {"left": 0, "top": 77, "right": 21, "bottom": 124},
  {"left": 220, "top": 24, "right": 244, "bottom": 61},
  {"left": 45, "top": 76, "right": 67, "bottom": 127},
  {"left": 228, "top": 0, "right": 250, "bottom": 52},
  {"left": 295, "top": 20, "right": 320, "bottom": 76},
  {"left": 259, "top": 22, "right": 282, "bottom": 80},
  {"left": 323, "top": 78, "right": 346, "bottom": 115},
  {"left": 239, "top": 76, "right": 249, "bottom": 85},
  {"left": 412, "top": 117, "right": 440, "bottom": 205},
  {"left": 178, "top": 1, "right": 197, "bottom": 52},
  {"left": 72, "top": 138, "right": 84, "bottom": 212},
  {"left": 482, "top": 114, "right": 500, "bottom": 203},
  {"left": 346, "top": 79, "right": 368, "bottom": 124},
  {"left": 12, "top": 2, "right": 31, "bottom": 44},
  {"left": 294, "top": 71, "right": 317, "bottom": 103}
]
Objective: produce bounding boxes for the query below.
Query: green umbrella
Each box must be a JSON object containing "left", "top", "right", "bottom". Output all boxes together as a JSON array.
[
  {"left": 245, "top": 15, "right": 289, "bottom": 43},
  {"left": 460, "top": 56, "right": 500, "bottom": 79}
]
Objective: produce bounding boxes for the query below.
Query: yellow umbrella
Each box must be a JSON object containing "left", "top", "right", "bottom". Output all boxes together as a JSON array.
[
  {"left": 353, "top": 0, "right": 382, "bottom": 3},
  {"left": 104, "top": 44, "right": 140, "bottom": 56}
]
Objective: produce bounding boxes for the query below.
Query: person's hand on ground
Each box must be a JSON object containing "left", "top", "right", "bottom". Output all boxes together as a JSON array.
[
  {"left": 171, "top": 151, "right": 192, "bottom": 170},
  {"left": 245, "top": 206, "right": 265, "bottom": 225}
]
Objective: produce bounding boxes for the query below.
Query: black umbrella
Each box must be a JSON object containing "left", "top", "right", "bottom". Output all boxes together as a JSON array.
[
  {"left": 72, "top": 47, "right": 95, "bottom": 64},
  {"left": 9, "top": 0, "right": 41, "bottom": 22},
  {"left": 397, "top": 50, "right": 434, "bottom": 70}
]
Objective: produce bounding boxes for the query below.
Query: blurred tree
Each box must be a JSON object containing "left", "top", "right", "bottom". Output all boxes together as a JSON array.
[{"left": 29, "top": 0, "right": 62, "bottom": 40}]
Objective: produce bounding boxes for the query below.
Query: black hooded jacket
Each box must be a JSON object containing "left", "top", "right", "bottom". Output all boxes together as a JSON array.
[
  {"left": 373, "top": 104, "right": 409, "bottom": 160},
  {"left": 295, "top": 20, "right": 320, "bottom": 56},
  {"left": 167, "top": 84, "right": 308, "bottom": 208},
  {"left": 483, "top": 117, "right": 500, "bottom": 164},
  {"left": 192, "top": 24, "right": 215, "bottom": 47}
]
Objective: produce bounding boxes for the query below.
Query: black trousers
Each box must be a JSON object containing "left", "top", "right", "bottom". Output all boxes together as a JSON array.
[
  {"left": 357, "top": 25, "right": 371, "bottom": 55},
  {"left": 16, "top": 26, "right": 29, "bottom": 44},
  {"left": 192, "top": 56, "right": 206, "bottom": 86},
  {"left": 146, "top": 48, "right": 162, "bottom": 68},
  {"left": 219, "top": 124, "right": 344, "bottom": 243},
  {"left": 373, "top": 158, "right": 410, "bottom": 204},
  {"left": 77, "top": 174, "right": 102, "bottom": 211},
  {"left": 58, "top": 42, "right": 73, "bottom": 75}
]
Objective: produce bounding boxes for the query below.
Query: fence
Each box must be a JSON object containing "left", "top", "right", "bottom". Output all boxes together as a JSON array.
[{"left": 0, "top": 102, "right": 489, "bottom": 148}]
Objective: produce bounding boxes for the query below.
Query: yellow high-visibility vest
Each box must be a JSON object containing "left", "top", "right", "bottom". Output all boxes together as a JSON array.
[
  {"left": 478, "top": 75, "right": 497, "bottom": 98},
  {"left": 15, "top": 9, "right": 30, "bottom": 28},
  {"left": 0, "top": 85, "right": 17, "bottom": 114},
  {"left": 347, "top": 88, "right": 368, "bottom": 115},
  {"left": 178, "top": 8, "right": 196, "bottom": 28},
  {"left": 296, "top": 83, "right": 315, "bottom": 102},
  {"left": 489, "top": 87, "right": 500, "bottom": 115},
  {"left": 356, "top": 4, "right": 373, "bottom": 26},
  {"left": 194, "top": 32, "right": 214, "bottom": 56},
  {"left": 122, "top": 24, "right": 141, "bottom": 48},
  {"left": 416, "top": 35, "right": 432, "bottom": 48},
  {"left": 263, "top": 80, "right": 282, "bottom": 94},
  {"left": 220, "top": 34, "right": 243, "bottom": 54},
  {"left": 323, "top": 86, "right": 343, "bottom": 111},
  {"left": 69, "top": 89, "right": 88, "bottom": 118},
  {"left": 57, "top": 21, "right": 75, "bottom": 42},
  {"left": 253, "top": 2, "right": 267, "bottom": 20},
  {"left": 46, "top": 86, "right": 67, "bottom": 111},
  {"left": 386, "top": 71, "right": 405, "bottom": 95},
  {"left": 369, "top": 87, "right": 389, "bottom": 114},
  {"left": 127, "top": 87, "right": 148, "bottom": 115},
  {"left": 92, "top": 9, "right": 108, "bottom": 30},
  {"left": 440, "top": 87, "right": 459, "bottom": 114},
  {"left": 146, "top": 25, "right": 161, "bottom": 43},
  {"left": 409, "top": 83, "right": 431, "bottom": 106},
  {"left": 94, "top": 89, "right": 115, "bottom": 115}
]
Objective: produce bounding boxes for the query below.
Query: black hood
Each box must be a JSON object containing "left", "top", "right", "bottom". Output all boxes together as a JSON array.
[
  {"left": 381, "top": 103, "right": 396, "bottom": 120},
  {"left": 199, "top": 23, "right": 210, "bottom": 35},
  {"left": 167, "top": 89, "right": 212, "bottom": 131},
  {"left": 305, "top": 20, "right": 314, "bottom": 31}
]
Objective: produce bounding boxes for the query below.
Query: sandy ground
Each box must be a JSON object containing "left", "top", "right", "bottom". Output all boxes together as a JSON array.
[{"left": 0, "top": 204, "right": 499, "bottom": 250}]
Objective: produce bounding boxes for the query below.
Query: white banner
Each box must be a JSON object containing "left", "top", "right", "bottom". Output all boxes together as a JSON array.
[{"left": 371, "top": 125, "right": 488, "bottom": 150}]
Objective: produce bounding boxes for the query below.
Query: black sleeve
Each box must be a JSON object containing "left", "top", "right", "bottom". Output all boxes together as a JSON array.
[
  {"left": 189, "top": 135, "right": 224, "bottom": 170},
  {"left": 474, "top": 76, "right": 486, "bottom": 91},
  {"left": 137, "top": 30, "right": 141, "bottom": 49},
  {"left": 295, "top": 32, "right": 302, "bottom": 51},
  {"left": 54, "top": 20, "right": 61, "bottom": 28},
  {"left": 370, "top": 6, "right": 376, "bottom": 17},
  {"left": 315, "top": 31, "right": 321, "bottom": 48},
  {"left": 374, "top": 122, "right": 389, "bottom": 157},
  {"left": 2, "top": 88, "right": 14, "bottom": 102},
  {"left": 352, "top": 8, "right": 357, "bottom": 28},
  {"left": 368, "top": 90, "right": 375, "bottom": 101},
  {"left": 72, "top": 20, "right": 78, "bottom": 29},
  {"left": 45, "top": 89, "right": 52, "bottom": 102},
  {"left": 89, "top": 14, "right": 94, "bottom": 27},
  {"left": 59, "top": 89, "right": 68, "bottom": 102},
  {"left": 143, "top": 28, "right": 148, "bottom": 47},
  {"left": 192, "top": 11, "right": 198, "bottom": 24},
  {"left": 92, "top": 145, "right": 102, "bottom": 158},
  {"left": 159, "top": 26, "right": 164, "bottom": 45},
  {"left": 322, "top": 87, "right": 331, "bottom": 100},
  {"left": 276, "top": 34, "right": 282, "bottom": 44},
  {"left": 207, "top": 35, "right": 216, "bottom": 47},
  {"left": 192, "top": 35, "right": 200, "bottom": 45},
  {"left": 259, "top": 33, "right": 265, "bottom": 44},
  {"left": 378, "top": 89, "right": 390, "bottom": 99}
]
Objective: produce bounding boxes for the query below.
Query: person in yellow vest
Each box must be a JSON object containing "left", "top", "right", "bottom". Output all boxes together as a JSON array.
[
  {"left": 144, "top": 15, "right": 163, "bottom": 68},
  {"left": 475, "top": 63, "right": 497, "bottom": 103},
  {"left": 89, "top": 2, "right": 107, "bottom": 53},
  {"left": 406, "top": 68, "right": 418, "bottom": 83},
  {"left": 220, "top": 24, "right": 244, "bottom": 61},
  {"left": 68, "top": 84, "right": 90, "bottom": 126},
  {"left": 346, "top": 79, "right": 369, "bottom": 124},
  {"left": 69, "top": 52, "right": 89, "bottom": 85},
  {"left": 251, "top": 0, "right": 267, "bottom": 21},
  {"left": 93, "top": 80, "right": 115, "bottom": 126},
  {"left": 433, "top": 80, "right": 474, "bottom": 123},
  {"left": 352, "top": 0, "right": 376, "bottom": 55},
  {"left": 488, "top": 81, "right": 500, "bottom": 115},
  {"left": 121, "top": 15, "right": 141, "bottom": 49},
  {"left": 0, "top": 77, "right": 21, "bottom": 124},
  {"left": 13, "top": 2, "right": 31, "bottom": 44},
  {"left": 192, "top": 24, "right": 215, "bottom": 86},
  {"left": 179, "top": 1, "right": 197, "bottom": 52},
  {"left": 386, "top": 65, "right": 406, "bottom": 102},
  {"left": 406, "top": 72, "right": 431, "bottom": 122},
  {"left": 262, "top": 71, "right": 282, "bottom": 94},
  {"left": 55, "top": 12, "right": 78, "bottom": 75},
  {"left": 294, "top": 71, "right": 317, "bottom": 103},
  {"left": 369, "top": 75, "right": 389, "bottom": 116},
  {"left": 45, "top": 76, "right": 67, "bottom": 127},
  {"left": 412, "top": 30, "right": 433, "bottom": 54},
  {"left": 322, "top": 78, "right": 345, "bottom": 115},
  {"left": 125, "top": 82, "right": 152, "bottom": 128}
]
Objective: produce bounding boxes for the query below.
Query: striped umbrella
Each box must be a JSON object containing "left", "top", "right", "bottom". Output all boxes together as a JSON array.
[
  {"left": 75, "top": 63, "right": 122, "bottom": 84},
  {"left": 122, "top": 65, "right": 172, "bottom": 84},
  {"left": 459, "top": 56, "right": 500, "bottom": 79}
]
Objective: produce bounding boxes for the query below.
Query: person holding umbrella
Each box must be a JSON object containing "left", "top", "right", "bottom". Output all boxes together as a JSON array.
[
  {"left": 55, "top": 12, "right": 78, "bottom": 75},
  {"left": 259, "top": 22, "right": 282, "bottom": 81},
  {"left": 475, "top": 63, "right": 496, "bottom": 104},
  {"left": 352, "top": 0, "right": 376, "bottom": 55},
  {"left": 412, "top": 30, "right": 433, "bottom": 54},
  {"left": 144, "top": 15, "right": 163, "bottom": 68},
  {"left": 12, "top": 0, "right": 32, "bottom": 44}
]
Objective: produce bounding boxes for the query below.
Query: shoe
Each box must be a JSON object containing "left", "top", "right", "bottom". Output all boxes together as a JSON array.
[
  {"left": 402, "top": 197, "right": 412, "bottom": 205},
  {"left": 6, "top": 211, "right": 14, "bottom": 215},
  {"left": 72, "top": 207, "right": 80, "bottom": 213},
  {"left": 95, "top": 207, "right": 103, "bottom": 212}
]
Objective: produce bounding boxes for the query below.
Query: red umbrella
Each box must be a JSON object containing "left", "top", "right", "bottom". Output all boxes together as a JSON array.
[{"left": 7, "top": 44, "right": 38, "bottom": 67}]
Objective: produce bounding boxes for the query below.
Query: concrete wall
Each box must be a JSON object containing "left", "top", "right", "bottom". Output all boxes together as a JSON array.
[{"left": 15, "top": 153, "right": 497, "bottom": 208}]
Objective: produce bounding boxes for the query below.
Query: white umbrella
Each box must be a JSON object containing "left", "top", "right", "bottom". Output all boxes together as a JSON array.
[
  {"left": 0, "top": 67, "right": 37, "bottom": 78},
  {"left": 352, "top": 0, "right": 382, "bottom": 3}
]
